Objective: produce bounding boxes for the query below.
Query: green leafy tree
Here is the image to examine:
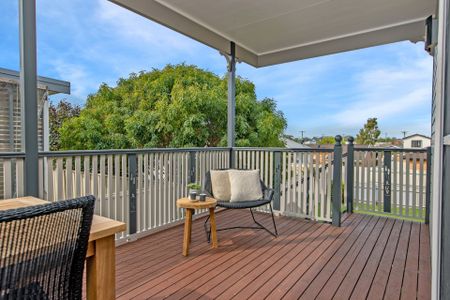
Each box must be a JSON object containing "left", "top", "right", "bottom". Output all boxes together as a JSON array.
[
  {"left": 318, "top": 136, "right": 336, "bottom": 145},
  {"left": 59, "top": 64, "right": 287, "bottom": 150},
  {"left": 49, "top": 100, "right": 81, "bottom": 150},
  {"left": 355, "top": 118, "right": 381, "bottom": 145}
]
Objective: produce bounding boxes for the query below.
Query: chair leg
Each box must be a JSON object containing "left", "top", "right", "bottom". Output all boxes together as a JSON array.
[
  {"left": 269, "top": 203, "right": 278, "bottom": 236},
  {"left": 249, "top": 206, "right": 278, "bottom": 237}
]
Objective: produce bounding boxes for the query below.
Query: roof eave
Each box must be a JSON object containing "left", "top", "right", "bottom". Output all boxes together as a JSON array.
[
  {"left": 109, "top": 0, "right": 428, "bottom": 68},
  {"left": 0, "top": 67, "right": 71, "bottom": 95}
]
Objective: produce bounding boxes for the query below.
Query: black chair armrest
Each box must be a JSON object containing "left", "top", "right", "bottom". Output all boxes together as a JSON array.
[{"left": 263, "top": 188, "right": 275, "bottom": 202}]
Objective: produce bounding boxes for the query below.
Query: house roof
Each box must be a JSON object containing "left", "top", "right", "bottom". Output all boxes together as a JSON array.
[
  {"left": 283, "top": 138, "right": 309, "bottom": 149},
  {"left": 109, "top": 0, "right": 436, "bottom": 67},
  {"left": 403, "top": 133, "right": 431, "bottom": 140},
  {"left": 0, "top": 67, "right": 70, "bottom": 95}
]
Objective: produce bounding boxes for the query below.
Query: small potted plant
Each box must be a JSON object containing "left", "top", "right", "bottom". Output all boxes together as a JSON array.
[{"left": 187, "top": 183, "right": 202, "bottom": 200}]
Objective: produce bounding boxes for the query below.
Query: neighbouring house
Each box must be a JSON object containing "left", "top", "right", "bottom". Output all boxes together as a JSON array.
[
  {"left": 403, "top": 133, "right": 431, "bottom": 149},
  {"left": 282, "top": 137, "right": 309, "bottom": 149},
  {"left": 0, "top": 67, "right": 70, "bottom": 197}
]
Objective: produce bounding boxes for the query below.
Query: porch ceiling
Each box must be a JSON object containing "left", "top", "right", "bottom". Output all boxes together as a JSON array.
[{"left": 109, "top": 0, "right": 436, "bottom": 67}]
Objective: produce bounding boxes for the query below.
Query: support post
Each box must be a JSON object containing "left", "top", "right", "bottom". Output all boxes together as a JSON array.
[
  {"left": 273, "top": 151, "right": 282, "bottom": 211},
  {"left": 383, "top": 151, "right": 392, "bottom": 213},
  {"left": 227, "top": 42, "right": 236, "bottom": 147},
  {"left": 188, "top": 151, "right": 196, "bottom": 184},
  {"left": 19, "top": 0, "right": 39, "bottom": 197},
  {"left": 229, "top": 147, "right": 235, "bottom": 169},
  {"left": 425, "top": 146, "right": 431, "bottom": 224},
  {"left": 128, "top": 154, "right": 137, "bottom": 235},
  {"left": 346, "top": 137, "right": 354, "bottom": 213},
  {"left": 332, "top": 135, "right": 343, "bottom": 227}
]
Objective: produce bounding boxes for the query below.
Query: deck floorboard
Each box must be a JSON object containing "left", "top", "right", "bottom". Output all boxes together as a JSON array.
[{"left": 113, "top": 211, "right": 431, "bottom": 300}]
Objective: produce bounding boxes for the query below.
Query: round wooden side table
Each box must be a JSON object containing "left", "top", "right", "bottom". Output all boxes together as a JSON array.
[{"left": 176, "top": 197, "right": 218, "bottom": 256}]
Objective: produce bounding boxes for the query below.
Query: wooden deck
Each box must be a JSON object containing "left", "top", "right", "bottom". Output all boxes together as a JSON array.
[{"left": 114, "top": 210, "right": 431, "bottom": 299}]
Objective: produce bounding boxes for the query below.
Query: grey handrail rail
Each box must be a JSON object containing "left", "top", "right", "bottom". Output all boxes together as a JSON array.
[{"left": 0, "top": 152, "right": 26, "bottom": 158}]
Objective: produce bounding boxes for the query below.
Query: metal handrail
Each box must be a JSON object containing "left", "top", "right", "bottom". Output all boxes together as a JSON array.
[
  {"left": 354, "top": 147, "right": 427, "bottom": 153},
  {"left": 0, "top": 152, "right": 26, "bottom": 159}
]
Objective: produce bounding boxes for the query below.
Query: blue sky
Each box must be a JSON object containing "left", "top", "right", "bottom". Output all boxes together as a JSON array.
[{"left": 0, "top": 0, "right": 432, "bottom": 138}]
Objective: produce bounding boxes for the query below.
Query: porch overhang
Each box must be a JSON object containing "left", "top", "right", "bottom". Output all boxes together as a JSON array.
[{"left": 109, "top": 0, "right": 436, "bottom": 67}]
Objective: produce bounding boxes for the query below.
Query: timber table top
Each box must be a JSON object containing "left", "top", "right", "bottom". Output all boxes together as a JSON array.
[
  {"left": 176, "top": 197, "right": 217, "bottom": 209},
  {"left": 0, "top": 196, "right": 126, "bottom": 242}
]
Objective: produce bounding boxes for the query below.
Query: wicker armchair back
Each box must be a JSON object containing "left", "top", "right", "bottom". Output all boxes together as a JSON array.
[{"left": 0, "top": 195, "right": 95, "bottom": 300}]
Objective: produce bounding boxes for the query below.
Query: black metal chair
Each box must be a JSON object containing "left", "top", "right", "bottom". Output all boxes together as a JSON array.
[
  {"left": 203, "top": 170, "right": 278, "bottom": 241},
  {"left": 0, "top": 195, "right": 95, "bottom": 300}
]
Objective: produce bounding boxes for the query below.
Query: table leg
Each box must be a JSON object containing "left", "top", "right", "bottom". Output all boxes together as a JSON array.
[
  {"left": 183, "top": 208, "right": 193, "bottom": 256},
  {"left": 209, "top": 208, "right": 218, "bottom": 249},
  {"left": 86, "top": 235, "right": 116, "bottom": 300}
]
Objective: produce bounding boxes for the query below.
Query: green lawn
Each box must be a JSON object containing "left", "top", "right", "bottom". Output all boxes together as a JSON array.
[{"left": 352, "top": 203, "right": 425, "bottom": 222}]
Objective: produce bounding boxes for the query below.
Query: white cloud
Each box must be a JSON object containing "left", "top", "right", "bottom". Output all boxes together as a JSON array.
[
  {"left": 95, "top": 0, "right": 200, "bottom": 54},
  {"left": 333, "top": 56, "right": 432, "bottom": 130},
  {"left": 49, "top": 59, "right": 97, "bottom": 99}
]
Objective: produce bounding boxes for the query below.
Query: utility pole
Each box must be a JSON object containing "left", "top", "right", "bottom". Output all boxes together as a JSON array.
[
  {"left": 401, "top": 131, "right": 408, "bottom": 138},
  {"left": 299, "top": 130, "right": 305, "bottom": 143}
]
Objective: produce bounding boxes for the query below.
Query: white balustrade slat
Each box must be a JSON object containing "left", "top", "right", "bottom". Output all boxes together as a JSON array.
[
  {"left": 92, "top": 156, "right": 99, "bottom": 215},
  {"left": 112, "top": 154, "right": 121, "bottom": 220},
  {"left": 405, "top": 152, "right": 411, "bottom": 217},
  {"left": 107, "top": 155, "right": 113, "bottom": 220},
  {"left": 121, "top": 154, "right": 127, "bottom": 237},
  {"left": 56, "top": 158, "right": 64, "bottom": 200},
  {"left": 3, "top": 160, "right": 12, "bottom": 199},
  {"left": 419, "top": 154, "right": 425, "bottom": 218},
  {"left": 393, "top": 153, "right": 398, "bottom": 215},
  {"left": 46, "top": 158, "right": 54, "bottom": 201},
  {"left": 75, "top": 156, "right": 81, "bottom": 198},
  {"left": 412, "top": 153, "right": 417, "bottom": 218},
  {"left": 84, "top": 156, "right": 90, "bottom": 196},
  {"left": 137, "top": 154, "right": 143, "bottom": 232},
  {"left": 143, "top": 154, "right": 148, "bottom": 229},
  {"left": 38, "top": 158, "right": 44, "bottom": 199},
  {"left": 66, "top": 158, "right": 73, "bottom": 199},
  {"left": 378, "top": 152, "right": 383, "bottom": 212},
  {"left": 99, "top": 155, "right": 106, "bottom": 217}
]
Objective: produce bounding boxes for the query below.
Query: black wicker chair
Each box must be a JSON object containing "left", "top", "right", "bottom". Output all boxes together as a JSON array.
[
  {"left": 203, "top": 170, "right": 278, "bottom": 240},
  {"left": 0, "top": 195, "right": 95, "bottom": 300}
]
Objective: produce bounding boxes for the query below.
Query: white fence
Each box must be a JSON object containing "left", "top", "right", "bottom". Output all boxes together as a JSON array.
[
  {"left": 1, "top": 146, "right": 427, "bottom": 243},
  {"left": 352, "top": 148, "right": 429, "bottom": 221},
  {"left": 233, "top": 148, "right": 334, "bottom": 222},
  {"left": 0, "top": 154, "right": 25, "bottom": 199}
]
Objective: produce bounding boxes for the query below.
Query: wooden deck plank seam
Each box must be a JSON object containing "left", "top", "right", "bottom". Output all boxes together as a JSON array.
[
  {"left": 243, "top": 213, "right": 363, "bottom": 299},
  {"left": 117, "top": 213, "right": 304, "bottom": 299},
  {"left": 346, "top": 218, "right": 397, "bottom": 299},
  {"left": 219, "top": 216, "right": 362, "bottom": 298},
  {"left": 305, "top": 216, "right": 387, "bottom": 299},
  {"left": 382, "top": 221, "right": 412, "bottom": 299},
  {"left": 290, "top": 215, "right": 378, "bottom": 299},
  {"left": 135, "top": 216, "right": 318, "bottom": 298},
  {"left": 156, "top": 216, "right": 315, "bottom": 299},
  {"left": 265, "top": 214, "right": 371, "bottom": 299},
  {"left": 165, "top": 219, "right": 321, "bottom": 300},
  {"left": 332, "top": 218, "right": 396, "bottom": 300}
]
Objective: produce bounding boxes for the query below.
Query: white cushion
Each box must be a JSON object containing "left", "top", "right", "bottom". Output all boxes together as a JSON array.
[
  {"left": 228, "top": 170, "right": 263, "bottom": 202},
  {"left": 210, "top": 170, "right": 231, "bottom": 201}
]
